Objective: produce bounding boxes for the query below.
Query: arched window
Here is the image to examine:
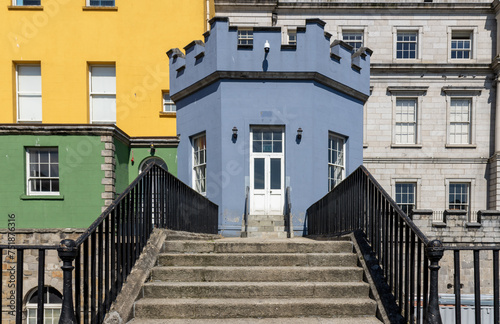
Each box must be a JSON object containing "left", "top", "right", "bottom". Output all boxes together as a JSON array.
[
  {"left": 139, "top": 157, "right": 168, "bottom": 174},
  {"left": 26, "top": 287, "right": 62, "bottom": 324}
]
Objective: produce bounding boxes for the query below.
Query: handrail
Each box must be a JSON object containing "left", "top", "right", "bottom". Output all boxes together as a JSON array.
[
  {"left": 244, "top": 186, "right": 250, "bottom": 233},
  {"left": 307, "top": 165, "right": 444, "bottom": 324},
  {"left": 359, "top": 165, "right": 430, "bottom": 245},
  {"left": 285, "top": 186, "right": 292, "bottom": 238},
  {"left": 57, "top": 162, "right": 218, "bottom": 324}
]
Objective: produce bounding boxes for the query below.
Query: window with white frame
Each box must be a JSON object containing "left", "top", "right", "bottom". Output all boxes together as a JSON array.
[
  {"left": 449, "top": 183, "right": 470, "bottom": 212},
  {"left": 27, "top": 148, "right": 59, "bottom": 195},
  {"left": 162, "top": 92, "right": 176, "bottom": 113},
  {"left": 449, "top": 98, "right": 471, "bottom": 144},
  {"left": 89, "top": 65, "right": 116, "bottom": 123},
  {"left": 395, "top": 183, "right": 416, "bottom": 215},
  {"left": 87, "top": 0, "right": 115, "bottom": 6},
  {"left": 342, "top": 31, "right": 363, "bottom": 52},
  {"left": 26, "top": 287, "right": 62, "bottom": 324},
  {"left": 395, "top": 98, "right": 417, "bottom": 144},
  {"left": 17, "top": 64, "right": 42, "bottom": 122},
  {"left": 193, "top": 134, "right": 206, "bottom": 194},
  {"left": 13, "top": 0, "right": 40, "bottom": 5},
  {"left": 396, "top": 31, "right": 418, "bottom": 59},
  {"left": 451, "top": 30, "right": 472, "bottom": 59},
  {"left": 287, "top": 29, "right": 297, "bottom": 45},
  {"left": 238, "top": 28, "right": 253, "bottom": 46},
  {"left": 328, "top": 134, "right": 345, "bottom": 191}
]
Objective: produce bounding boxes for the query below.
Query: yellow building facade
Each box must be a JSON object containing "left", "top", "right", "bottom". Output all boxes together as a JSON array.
[{"left": 1, "top": 0, "right": 212, "bottom": 136}]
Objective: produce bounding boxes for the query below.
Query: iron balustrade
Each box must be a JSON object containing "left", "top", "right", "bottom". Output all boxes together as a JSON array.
[
  {"left": 307, "top": 166, "right": 444, "bottom": 323},
  {"left": 285, "top": 186, "right": 292, "bottom": 238},
  {"left": 1, "top": 162, "right": 218, "bottom": 324},
  {"left": 443, "top": 246, "right": 500, "bottom": 324}
]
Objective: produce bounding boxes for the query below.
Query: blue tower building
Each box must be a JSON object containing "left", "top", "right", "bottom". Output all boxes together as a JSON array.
[{"left": 168, "top": 17, "right": 371, "bottom": 237}]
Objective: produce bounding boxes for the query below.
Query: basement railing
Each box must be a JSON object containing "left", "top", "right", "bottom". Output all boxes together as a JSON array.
[{"left": 0, "top": 162, "right": 218, "bottom": 324}]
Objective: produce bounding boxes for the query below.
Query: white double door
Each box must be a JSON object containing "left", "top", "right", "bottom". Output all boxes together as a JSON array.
[{"left": 249, "top": 127, "right": 284, "bottom": 216}]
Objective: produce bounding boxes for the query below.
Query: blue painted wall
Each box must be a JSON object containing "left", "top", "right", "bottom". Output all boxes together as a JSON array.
[{"left": 170, "top": 17, "right": 371, "bottom": 236}]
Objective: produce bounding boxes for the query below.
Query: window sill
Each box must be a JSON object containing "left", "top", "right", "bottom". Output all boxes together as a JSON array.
[
  {"left": 237, "top": 45, "right": 253, "bottom": 50},
  {"left": 8, "top": 5, "right": 43, "bottom": 10},
  {"left": 159, "top": 111, "right": 176, "bottom": 118},
  {"left": 20, "top": 194, "right": 64, "bottom": 200},
  {"left": 390, "top": 144, "right": 422, "bottom": 149},
  {"left": 445, "top": 144, "right": 476, "bottom": 149},
  {"left": 82, "top": 6, "right": 118, "bottom": 11}
]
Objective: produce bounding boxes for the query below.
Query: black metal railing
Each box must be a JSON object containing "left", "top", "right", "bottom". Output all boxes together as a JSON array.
[
  {"left": 1, "top": 162, "right": 218, "bottom": 324},
  {"left": 307, "top": 166, "right": 443, "bottom": 323},
  {"left": 284, "top": 186, "right": 292, "bottom": 238},
  {"left": 442, "top": 246, "right": 500, "bottom": 324}
]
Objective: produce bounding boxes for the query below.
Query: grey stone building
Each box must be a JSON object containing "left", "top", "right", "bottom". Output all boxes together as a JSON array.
[{"left": 214, "top": 0, "right": 500, "bottom": 234}]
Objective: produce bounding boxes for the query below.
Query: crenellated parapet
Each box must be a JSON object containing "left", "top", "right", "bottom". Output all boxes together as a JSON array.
[{"left": 167, "top": 17, "right": 372, "bottom": 102}]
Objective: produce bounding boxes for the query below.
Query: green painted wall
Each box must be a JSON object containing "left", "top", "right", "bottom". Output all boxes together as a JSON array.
[
  {"left": 128, "top": 148, "right": 178, "bottom": 184},
  {"left": 0, "top": 135, "right": 105, "bottom": 229},
  {"left": 114, "top": 139, "right": 130, "bottom": 195}
]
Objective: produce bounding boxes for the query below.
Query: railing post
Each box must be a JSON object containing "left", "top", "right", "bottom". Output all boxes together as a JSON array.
[
  {"left": 424, "top": 239, "right": 444, "bottom": 324},
  {"left": 58, "top": 239, "right": 78, "bottom": 324}
]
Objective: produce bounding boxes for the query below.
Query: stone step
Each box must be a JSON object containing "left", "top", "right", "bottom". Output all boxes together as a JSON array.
[
  {"left": 240, "top": 231, "right": 288, "bottom": 239},
  {"left": 245, "top": 225, "right": 285, "bottom": 232},
  {"left": 247, "top": 215, "right": 285, "bottom": 222},
  {"left": 129, "top": 317, "right": 382, "bottom": 324},
  {"left": 157, "top": 253, "right": 358, "bottom": 267},
  {"left": 133, "top": 298, "right": 377, "bottom": 319},
  {"left": 150, "top": 266, "right": 364, "bottom": 282},
  {"left": 246, "top": 219, "right": 285, "bottom": 227},
  {"left": 162, "top": 240, "right": 353, "bottom": 254},
  {"left": 141, "top": 281, "right": 370, "bottom": 299}
]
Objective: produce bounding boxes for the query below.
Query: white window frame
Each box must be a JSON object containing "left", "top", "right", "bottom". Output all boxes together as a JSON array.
[
  {"left": 328, "top": 133, "right": 346, "bottom": 191},
  {"left": 448, "top": 98, "right": 471, "bottom": 145},
  {"left": 162, "top": 91, "right": 176, "bottom": 113},
  {"left": 16, "top": 64, "right": 42, "bottom": 123},
  {"left": 12, "top": 0, "right": 41, "bottom": 6},
  {"left": 287, "top": 28, "right": 297, "bottom": 45},
  {"left": 26, "top": 287, "right": 62, "bottom": 324},
  {"left": 394, "top": 182, "right": 417, "bottom": 215},
  {"left": 86, "top": 0, "right": 115, "bottom": 6},
  {"left": 89, "top": 64, "right": 116, "bottom": 124},
  {"left": 26, "top": 147, "right": 59, "bottom": 196},
  {"left": 445, "top": 178, "right": 475, "bottom": 215},
  {"left": 341, "top": 30, "right": 364, "bottom": 52},
  {"left": 393, "top": 27, "right": 423, "bottom": 61},
  {"left": 237, "top": 28, "right": 253, "bottom": 46},
  {"left": 443, "top": 87, "right": 480, "bottom": 148},
  {"left": 192, "top": 133, "right": 207, "bottom": 195},
  {"left": 394, "top": 98, "right": 417, "bottom": 145},
  {"left": 388, "top": 87, "right": 427, "bottom": 147},
  {"left": 448, "top": 26, "right": 477, "bottom": 62}
]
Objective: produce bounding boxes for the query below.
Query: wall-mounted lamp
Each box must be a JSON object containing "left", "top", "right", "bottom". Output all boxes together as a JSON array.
[
  {"left": 296, "top": 128, "right": 303, "bottom": 140},
  {"left": 232, "top": 126, "right": 238, "bottom": 140},
  {"left": 150, "top": 143, "right": 156, "bottom": 155},
  {"left": 264, "top": 40, "right": 270, "bottom": 52}
]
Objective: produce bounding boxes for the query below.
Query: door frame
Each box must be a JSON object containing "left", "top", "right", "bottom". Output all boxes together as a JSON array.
[{"left": 249, "top": 126, "right": 285, "bottom": 215}]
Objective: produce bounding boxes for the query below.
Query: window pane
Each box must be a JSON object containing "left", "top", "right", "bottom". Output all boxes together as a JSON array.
[
  {"left": 263, "top": 141, "right": 273, "bottom": 152},
  {"left": 254, "top": 158, "right": 265, "bottom": 190},
  {"left": 18, "top": 95, "right": 42, "bottom": 122},
  {"left": 92, "top": 96, "right": 116, "bottom": 122},
  {"left": 91, "top": 66, "right": 116, "bottom": 93},
  {"left": 270, "top": 158, "right": 281, "bottom": 190},
  {"left": 18, "top": 65, "right": 41, "bottom": 92}
]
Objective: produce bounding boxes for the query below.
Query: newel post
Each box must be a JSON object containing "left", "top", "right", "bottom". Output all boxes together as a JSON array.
[
  {"left": 425, "top": 239, "right": 444, "bottom": 324},
  {"left": 57, "top": 239, "right": 78, "bottom": 324}
]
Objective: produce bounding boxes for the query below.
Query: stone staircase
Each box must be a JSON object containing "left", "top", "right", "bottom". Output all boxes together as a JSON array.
[
  {"left": 129, "top": 238, "right": 381, "bottom": 323},
  {"left": 241, "top": 215, "right": 288, "bottom": 238}
]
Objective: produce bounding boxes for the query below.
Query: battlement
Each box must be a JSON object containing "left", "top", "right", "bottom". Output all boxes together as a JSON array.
[{"left": 167, "top": 17, "right": 372, "bottom": 101}]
